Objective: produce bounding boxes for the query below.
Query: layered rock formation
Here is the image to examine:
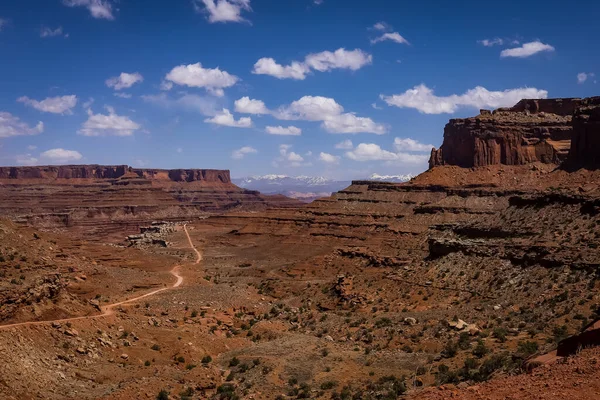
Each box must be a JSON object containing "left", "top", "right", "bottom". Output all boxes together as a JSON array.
[
  {"left": 429, "top": 97, "right": 600, "bottom": 169},
  {"left": 0, "top": 165, "right": 300, "bottom": 237}
]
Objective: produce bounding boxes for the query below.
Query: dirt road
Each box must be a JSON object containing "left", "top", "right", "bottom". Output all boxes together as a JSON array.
[{"left": 0, "top": 224, "right": 201, "bottom": 330}]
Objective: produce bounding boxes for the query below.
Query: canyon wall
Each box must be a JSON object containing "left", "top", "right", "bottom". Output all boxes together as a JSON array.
[
  {"left": 429, "top": 97, "right": 600, "bottom": 169},
  {"left": 0, "top": 165, "right": 232, "bottom": 184}
]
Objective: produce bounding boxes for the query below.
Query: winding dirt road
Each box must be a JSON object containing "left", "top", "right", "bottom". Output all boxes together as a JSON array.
[{"left": 0, "top": 224, "right": 201, "bottom": 330}]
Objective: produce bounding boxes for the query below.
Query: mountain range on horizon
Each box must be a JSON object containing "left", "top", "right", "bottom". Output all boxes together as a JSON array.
[{"left": 232, "top": 173, "right": 414, "bottom": 201}]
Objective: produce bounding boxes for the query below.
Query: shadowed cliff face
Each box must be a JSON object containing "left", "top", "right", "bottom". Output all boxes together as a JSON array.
[{"left": 429, "top": 96, "right": 600, "bottom": 169}]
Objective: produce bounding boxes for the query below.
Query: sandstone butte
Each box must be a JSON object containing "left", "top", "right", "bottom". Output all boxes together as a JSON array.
[{"left": 0, "top": 96, "right": 599, "bottom": 400}]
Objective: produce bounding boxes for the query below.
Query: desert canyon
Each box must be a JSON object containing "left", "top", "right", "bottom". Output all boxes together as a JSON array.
[{"left": 0, "top": 96, "right": 599, "bottom": 399}]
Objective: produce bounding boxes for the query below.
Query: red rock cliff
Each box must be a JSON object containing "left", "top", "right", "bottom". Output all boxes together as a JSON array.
[
  {"left": 429, "top": 98, "right": 595, "bottom": 169},
  {"left": 565, "top": 97, "right": 600, "bottom": 170},
  {"left": 0, "top": 165, "right": 231, "bottom": 184}
]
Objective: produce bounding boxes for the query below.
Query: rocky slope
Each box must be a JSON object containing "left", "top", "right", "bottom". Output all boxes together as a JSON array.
[{"left": 429, "top": 97, "right": 600, "bottom": 168}]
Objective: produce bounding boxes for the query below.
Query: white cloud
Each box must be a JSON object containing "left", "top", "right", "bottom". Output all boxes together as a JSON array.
[
  {"left": 192, "top": 0, "right": 252, "bottom": 24},
  {"left": 319, "top": 152, "right": 340, "bottom": 164},
  {"left": 381, "top": 84, "right": 548, "bottom": 114},
  {"left": 335, "top": 139, "right": 353, "bottom": 150},
  {"left": 265, "top": 125, "right": 302, "bottom": 136},
  {"left": 27, "top": 145, "right": 38, "bottom": 151},
  {"left": 142, "top": 92, "right": 221, "bottom": 116},
  {"left": 322, "top": 113, "right": 386, "bottom": 135},
  {"left": 165, "top": 62, "right": 238, "bottom": 96},
  {"left": 253, "top": 48, "right": 371, "bottom": 80},
  {"left": 371, "top": 103, "right": 383, "bottom": 110},
  {"left": 82, "top": 98, "right": 95, "bottom": 109},
  {"left": 234, "top": 97, "right": 269, "bottom": 114},
  {"left": 371, "top": 32, "right": 410, "bottom": 45},
  {"left": 393, "top": 137, "right": 433, "bottom": 152},
  {"left": 114, "top": 92, "right": 132, "bottom": 99},
  {"left": 0, "top": 112, "right": 44, "bottom": 138},
  {"left": 500, "top": 41, "right": 555, "bottom": 58},
  {"left": 41, "top": 26, "right": 68, "bottom": 38},
  {"left": 275, "top": 96, "right": 386, "bottom": 134},
  {"left": 577, "top": 72, "right": 595, "bottom": 84},
  {"left": 252, "top": 58, "right": 311, "bottom": 80},
  {"left": 346, "top": 143, "right": 428, "bottom": 164},
  {"left": 232, "top": 146, "right": 257, "bottom": 159},
  {"left": 39, "top": 148, "right": 83, "bottom": 164},
  {"left": 160, "top": 80, "right": 174, "bottom": 91},
  {"left": 304, "top": 48, "right": 372, "bottom": 72},
  {"left": 278, "top": 144, "right": 304, "bottom": 164},
  {"left": 478, "top": 38, "right": 504, "bottom": 47},
  {"left": 205, "top": 108, "right": 252, "bottom": 128},
  {"left": 18, "top": 95, "right": 78, "bottom": 115},
  {"left": 78, "top": 107, "right": 141, "bottom": 136},
  {"left": 106, "top": 72, "right": 144, "bottom": 90},
  {"left": 62, "top": 0, "right": 114, "bottom": 20}
]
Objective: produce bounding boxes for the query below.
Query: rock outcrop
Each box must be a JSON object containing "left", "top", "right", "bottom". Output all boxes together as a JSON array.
[
  {"left": 429, "top": 97, "right": 600, "bottom": 169},
  {"left": 566, "top": 97, "right": 600, "bottom": 170}
]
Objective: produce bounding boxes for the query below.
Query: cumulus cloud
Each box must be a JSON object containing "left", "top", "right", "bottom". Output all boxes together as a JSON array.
[
  {"left": 106, "top": 72, "right": 144, "bottom": 90},
  {"left": 253, "top": 48, "right": 371, "bottom": 80},
  {"left": 279, "top": 145, "right": 304, "bottom": 163},
  {"left": 62, "top": 0, "right": 114, "bottom": 20},
  {"left": 234, "top": 97, "right": 269, "bottom": 114},
  {"left": 478, "top": 38, "right": 504, "bottom": 47},
  {"left": 0, "top": 112, "right": 44, "bottom": 138},
  {"left": 265, "top": 125, "right": 302, "bottom": 136},
  {"left": 41, "top": 26, "right": 68, "bottom": 38},
  {"left": 372, "top": 22, "right": 390, "bottom": 31},
  {"left": 371, "top": 32, "right": 410, "bottom": 45},
  {"left": 500, "top": 41, "right": 555, "bottom": 58},
  {"left": 78, "top": 106, "right": 141, "bottom": 136},
  {"left": 319, "top": 152, "right": 340, "bottom": 164},
  {"left": 577, "top": 72, "right": 595, "bottom": 84},
  {"left": 40, "top": 148, "right": 83, "bottom": 164},
  {"left": 345, "top": 143, "right": 429, "bottom": 164},
  {"left": 18, "top": 95, "right": 78, "bottom": 115},
  {"left": 335, "top": 139, "right": 353, "bottom": 150},
  {"left": 15, "top": 154, "right": 39, "bottom": 166},
  {"left": 381, "top": 84, "right": 548, "bottom": 114},
  {"left": 142, "top": 92, "right": 221, "bottom": 116},
  {"left": 393, "top": 137, "right": 433, "bottom": 152},
  {"left": 204, "top": 108, "right": 252, "bottom": 128},
  {"left": 232, "top": 146, "right": 257, "bottom": 159},
  {"left": 192, "top": 0, "right": 252, "bottom": 23},
  {"left": 275, "top": 96, "right": 386, "bottom": 134},
  {"left": 165, "top": 63, "right": 238, "bottom": 96}
]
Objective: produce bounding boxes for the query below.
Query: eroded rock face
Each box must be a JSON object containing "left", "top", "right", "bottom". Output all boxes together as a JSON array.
[
  {"left": 566, "top": 97, "right": 600, "bottom": 170},
  {"left": 429, "top": 97, "right": 600, "bottom": 169}
]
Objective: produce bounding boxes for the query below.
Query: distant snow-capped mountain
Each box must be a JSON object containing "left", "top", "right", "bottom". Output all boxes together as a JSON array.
[{"left": 232, "top": 174, "right": 414, "bottom": 202}]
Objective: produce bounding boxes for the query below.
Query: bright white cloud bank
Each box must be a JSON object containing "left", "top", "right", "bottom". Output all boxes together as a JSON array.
[
  {"left": 165, "top": 63, "right": 238, "bottom": 96},
  {"left": 205, "top": 109, "right": 252, "bottom": 128},
  {"left": 275, "top": 96, "right": 386, "bottom": 134},
  {"left": 381, "top": 84, "right": 548, "bottom": 114},
  {"left": 40, "top": 148, "right": 83, "bottom": 164},
  {"left": 253, "top": 48, "right": 372, "bottom": 80},
  {"left": 193, "top": 0, "right": 251, "bottom": 24},
  {"left": 0, "top": 112, "right": 44, "bottom": 138},
  {"left": 500, "top": 41, "right": 555, "bottom": 58},
  {"left": 106, "top": 72, "right": 144, "bottom": 90},
  {"left": 18, "top": 95, "right": 78, "bottom": 115},
  {"left": 62, "top": 0, "right": 114, "bottom": 20},
  {"left": 79, "top": 107, "right": 141, "bottom": 136}
]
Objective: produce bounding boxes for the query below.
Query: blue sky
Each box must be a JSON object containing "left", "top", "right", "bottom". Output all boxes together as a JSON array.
[{"left": 0, "top": 0, "right": 598, "bottom": 179}]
